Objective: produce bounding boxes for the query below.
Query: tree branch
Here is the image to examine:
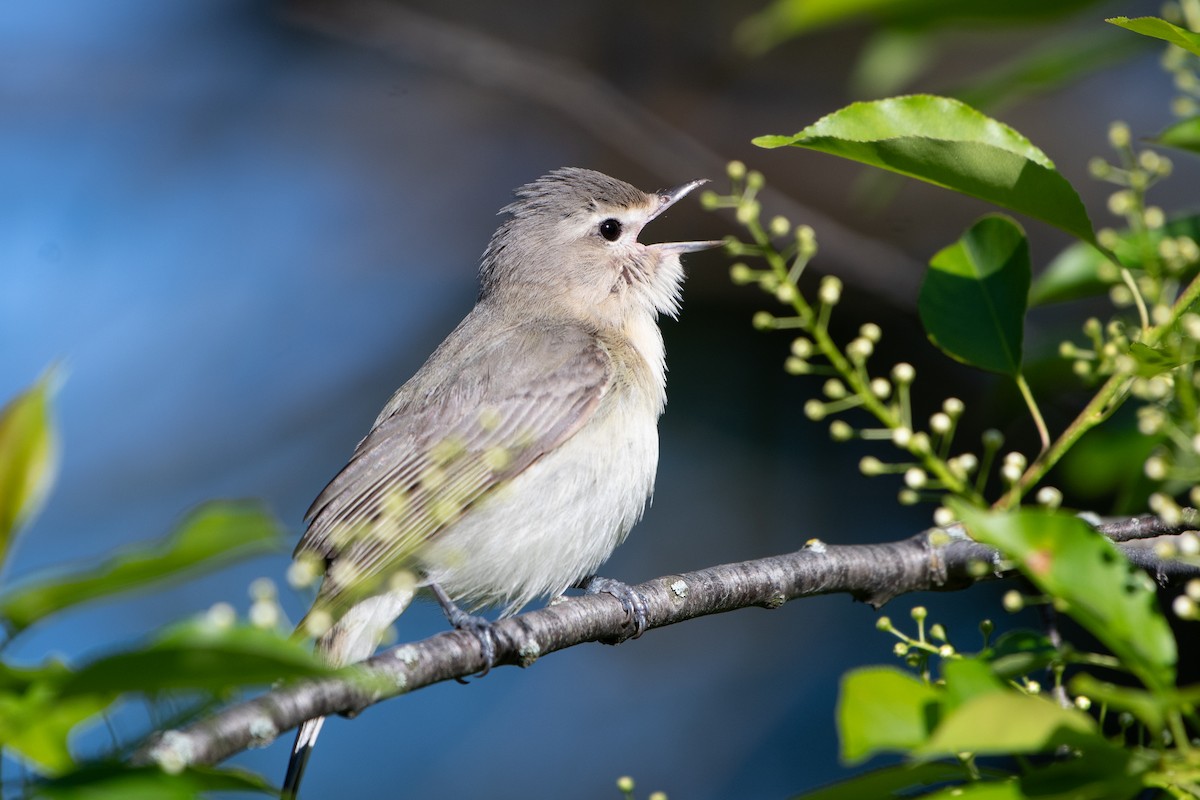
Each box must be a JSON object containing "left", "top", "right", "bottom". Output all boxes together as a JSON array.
[{"left": 136, "top": 519, "right": 1199, "bottom": 770}]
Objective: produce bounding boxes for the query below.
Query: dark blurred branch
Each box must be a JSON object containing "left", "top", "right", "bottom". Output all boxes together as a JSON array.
[
  {"left": 136, "top": 517, "right": 1199, "bottom": 770},
  {"left": 282, "top": 0, "right": 924, "bottom": 304}
]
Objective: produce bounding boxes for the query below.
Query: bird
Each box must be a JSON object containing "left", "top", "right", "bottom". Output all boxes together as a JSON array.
[{"left": 281, "top": 167, "right": 719, "bottom": 797}]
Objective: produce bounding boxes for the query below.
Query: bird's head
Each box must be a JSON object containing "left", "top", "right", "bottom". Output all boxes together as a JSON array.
[{"left": 479, "top": 167, "right": 720, "bottom": 327}]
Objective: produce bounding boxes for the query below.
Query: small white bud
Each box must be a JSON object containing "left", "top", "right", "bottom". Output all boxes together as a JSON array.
[
  {"left": 930, "top": 412, "right": 952, "bottom": 435},
  {"left": 904, "top": 468, "right": 927, "bottom": 489},
  {"left": 804, "top": 399, "right": 827, "bottom": 421},
  {"left": 859, "top": 456, "right": 885, "bottom": 476},
  {"left": 933, "top": 506, "right": 955, "bottom": 527},
  {"left": 1035, "top": 487, "right": 1062, "bottom": 509},
  {"left": 892, "top": 363, "right": 915, "bottom": 384},
  {"left": 791, "top": 337, "right": 813, "bottom": 358},
  {"left": 870, "top": 378, "right": 890, "bottom": 398},
  {"left": 769, "top": 215, "right": 791, "bottom": 237},
  {"left": 823, "top": 379, "right": 847, "bottom": 399},
  {"left": 942, "top": 397, "right": 963, "bottom": 417},
  {"left": 859, "top": 323, "right": 882, "bottom": 343},
  {"left": 818, "top": 275, "right": 842, "bottom": 305},
  {"left": 892, "top": 427, "right": 912, "bottom": 447}
]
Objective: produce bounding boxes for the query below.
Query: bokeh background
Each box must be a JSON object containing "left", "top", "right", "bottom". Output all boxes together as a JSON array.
[{"left": 2, "top": 0, "right": 1191, "bottom": 797}]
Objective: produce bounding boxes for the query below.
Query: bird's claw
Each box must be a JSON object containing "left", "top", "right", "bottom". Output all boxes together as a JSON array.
[
  {"left": 429, "top": 581, "right": 498, "bottom": 680},
  {"left": 578, "top": 575, "right": 649, "bottom": 640}
]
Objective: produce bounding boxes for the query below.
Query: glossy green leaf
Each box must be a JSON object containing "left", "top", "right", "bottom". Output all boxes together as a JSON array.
[
  {"left": 1155, "top": 116, "right": 1200, "bottom": 155},
  {"left": 735, "top": 0, "right": 1098, "bottom": 55},
  {"left": 0, "top": 369, "right": 61, "bottom": 568},
  {"left": 62, "top": 620, "right": 337, "bottom": 695},
  {"left": 34, "top": 763, "right": 275, "bottom": 799},
  {"left": 952, "top": 503, "right": 1177, "bottom": 690},
  {"left": 0, "top": 502, "right": 283, "bottom": 633},
  {"left": 0, "top": 661, "right": 114, "bottom": 776},
  {"left": 1030, "top": 213, "right": 1200, "bottom": 305},
  {"left": 754, "top": 96, "right": 1096, "bottom": 245},
  {"left": 920, "top": 215, "right": 1029, "bottom": 376},
  {"left": 838, "top": 667, "right": 940, "bottom": 763},
  {"left": 1107, "top": 16, "right": 1200, "bottom": 57},
  {"left": 918, "top": 691, "right": 1102, "bottom": 756},
  {"left": 793, "top": 762, "right": 977, "bottom": 800}
]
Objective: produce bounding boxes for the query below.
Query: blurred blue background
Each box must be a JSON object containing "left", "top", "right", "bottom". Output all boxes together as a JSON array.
[{"left": 1, "top": 0, "right": 1189, "bottom": 797}]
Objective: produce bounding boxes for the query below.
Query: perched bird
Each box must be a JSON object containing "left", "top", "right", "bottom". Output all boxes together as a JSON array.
[{"left": 282, "top": 167, "right": 718, "bottom": 797}]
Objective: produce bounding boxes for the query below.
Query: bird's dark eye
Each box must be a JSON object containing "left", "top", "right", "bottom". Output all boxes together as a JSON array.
[{"left": 599, "top": 218, "right": 622, "bottom": 241}]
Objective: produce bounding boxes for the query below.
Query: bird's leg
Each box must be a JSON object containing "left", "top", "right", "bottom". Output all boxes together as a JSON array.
[
  {"left": 428, "top": 581, "right": 498, "bottom": 677},
  {"left": 577, "top": 575, "right": 649, "bottom": 640}
]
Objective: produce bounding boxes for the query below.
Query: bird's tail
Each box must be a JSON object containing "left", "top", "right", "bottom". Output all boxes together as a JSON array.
[
  {"left": 279, "top": 585, "right": 416, "bottom": 798},
  {"left": 282, "top": 716, "right": 325, "bottom": 799}
]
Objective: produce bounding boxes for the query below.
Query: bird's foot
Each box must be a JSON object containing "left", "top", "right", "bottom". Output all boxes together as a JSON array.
[
  {"left": 429, "top": 582, "right": 498, "bottom": 680},
  {"left": 577, "top": 575, "right": 649, "bottom": 641}
]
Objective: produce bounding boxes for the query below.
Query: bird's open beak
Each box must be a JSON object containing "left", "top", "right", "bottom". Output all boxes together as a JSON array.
[{"left": 645, "top": 178, "right": 724, "bottom": 254}]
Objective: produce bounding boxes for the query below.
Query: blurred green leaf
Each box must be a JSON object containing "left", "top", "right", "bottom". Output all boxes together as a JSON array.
[
  {"left": 736, "top": 0, "right": 1099, "bottom": 56},
  {"left": 1128, "top": 342, "right": 1200, "bottom": 377},
  {"left": 921, "top": 782, "right": 1024, "bottom": 799},
  {"left": 1107, "top": 16, "right": 1200, "bottom": 57},
  {"left": 917, "top": 691, "right": 1103, "bottom": 756},
  {"left": 1018, "top": 744, "right": 1143, "bottom": 800},
  {"left": 0, "top": 369, "right": 61, "bottom": 570},
  {"left": 838, "top": 667, "right": 940, "bottom": 763},
  {"left": 0, "top": 501, "right": 284, "bottom": 633},
  {"left": 1030, "top": 213, "right": 1200, "bottom": 305},
  {"left": 986, "top": 630, "right": 1057, "bottom": 679},
  {"left": 62, "top": 619, "right": 336, "bottom": 695},
  {"left": 920, "top": 215, "right": 1029, "bottom": 376},
  {"left": 940, "top": 657, "right": 1004, "bottom": 709},
  {"left": 792, "top": 762, "right": 977, "bottom": 800},
  {"left": 951, "top": 28, "right": 1149, "bottom": 114},
  {"left": 850, "top": 30, "right": 937, "bottom": 98},
  {"left": 0, "top": 661, "right": 114, "bottom": 776},
  {"left": 754, "top": 96, "right": 1096, "bottom": 245},
  {"left": 1069, "top": 673, "right": 1167, "bottom": 734},
  {"left": 33, "top": 763, "right": 275, "bottom": 799},
  {"left": 952, "top": 504, "right": 1177, "bottom": 691},
  {"left": 1155, "top": 116, "right": 1200, "bottom": 155}
]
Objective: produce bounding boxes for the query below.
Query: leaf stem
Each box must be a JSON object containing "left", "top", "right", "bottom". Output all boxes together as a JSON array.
[{"left": 1014, "top": 372, "right": 1050, "bottom": 453}]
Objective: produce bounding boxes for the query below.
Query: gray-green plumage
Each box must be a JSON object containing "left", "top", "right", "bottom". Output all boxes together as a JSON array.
[{"left": 283, "top": 167, "right": 717, "bottom": 799}]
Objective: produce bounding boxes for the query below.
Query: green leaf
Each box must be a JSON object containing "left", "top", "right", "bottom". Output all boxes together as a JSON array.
[
  {"left": 1107, "top": 16, "right": 1200, "bottom": 57},
  {"left": 0, "top": 501, "right": 284, "bottom": 633},
  {"left": 920, "top": 215, "right": 1030, "bottom": 376},
  {"left": 1018, "top": 743, "right": 1143, "bottom": 800},
  {"left": 1030, "top": 213, "right": 1200, "bottom": 305},
  {"left": 951, "top": 503, "right": 1177, "bottom": 691},
  {"left": 1155, "top": 116, "right": 1200, "bottom": 155},
  {"left": 986, "top": 630, "right": 1057, "bottom": 679},
  {"left": 921, "top": 782, "right": 1025, "bottom": 800},
  {"left": 0, "top": 661, "right": 114, "bottom": 776},
  {"left": 1128, "top": 342, "right": 1200, "bottom": 377},
  {"left": 33, "top": 763, "right": 276, "bottom": 799},
  {"left": 754, "top": 95, "right": 1096, "bottom": 245},
  {"left": 951, "top": 28, "right": 1149, "bottom": 114},
  {"left": 940, "top": 657, "right": 1005, "bottom": 709},
  {"left": 918, "top": 691, "right": 1103, "bottom": 757},
  {"left": 792, "top": 762, "right": 978, "bottom": 800},
  {"left": 838, "top": 667, "right": 941, "bottom": 763},
  {"left": 1069, "top": 673, "right": 1167, "bottom": 734},
  {"left": 0, "top": 369, "right": 61, "bottom": 567},
  {"left": 735, "top": 0, "right": 1099, "bottom": 55},
  {"left": 62, "top": 620, "right": 337, "bottom": 695}
]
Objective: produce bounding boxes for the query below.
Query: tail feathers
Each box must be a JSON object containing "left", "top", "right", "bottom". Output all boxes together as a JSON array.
[{"left": 281, "top": 717, "right": 326, "bottom": 799}]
